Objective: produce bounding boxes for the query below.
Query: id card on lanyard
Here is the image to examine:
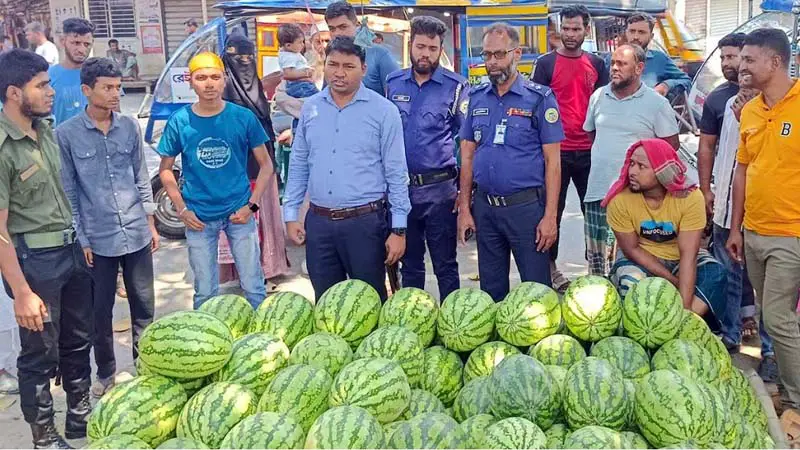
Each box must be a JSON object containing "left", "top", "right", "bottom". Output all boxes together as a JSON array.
[{"left": 493, "top": 119, "right": 507, "bottom": 145}]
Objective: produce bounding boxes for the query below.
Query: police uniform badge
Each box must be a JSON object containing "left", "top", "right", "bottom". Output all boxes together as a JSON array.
[
  {"left": 475, "top": 129, "right": 482, "bottom": 142},
  {"left": 545, "top": 108, "right": 559, "bottom": 124},
  {"left": 459, "top": 99, "right": 469, "bottom": 116}
]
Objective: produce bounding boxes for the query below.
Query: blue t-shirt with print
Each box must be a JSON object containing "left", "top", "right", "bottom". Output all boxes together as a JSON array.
[
  {"left": 49, "top": 65, "right": 86, "bottom": 125},
  {"left": 156, "top": 102, "right": 268, "bottom": 222}
]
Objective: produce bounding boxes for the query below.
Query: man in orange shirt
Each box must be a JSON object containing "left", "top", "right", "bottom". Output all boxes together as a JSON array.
[{"left": 727, "top": 28, "right": 800, "bottom": 411}]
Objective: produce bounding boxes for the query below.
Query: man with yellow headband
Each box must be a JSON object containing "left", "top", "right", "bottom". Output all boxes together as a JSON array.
[{"left": 156, "top": 52, "right": 274, "bottom": 309}]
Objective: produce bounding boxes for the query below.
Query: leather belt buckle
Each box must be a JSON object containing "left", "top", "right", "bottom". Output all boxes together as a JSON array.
[
  {"left": 487, "top": 194, "right": 507, "bottom": 207},
  {"left": 329, "top": 209, "right": 348, "bottom": 221},
  {"left": 411, "top": 174, "right": 425, "bottom": 186}
]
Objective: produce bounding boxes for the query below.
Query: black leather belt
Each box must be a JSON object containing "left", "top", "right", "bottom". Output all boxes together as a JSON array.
[
  {"left": 310, "top": 199, "right": 386, "bottom": 221},
  {"left": 409, "top": 167, "right": 458, "bottom": 186},
  {"left": 477, "top": 186, "right": 542, "bottom": 207}
]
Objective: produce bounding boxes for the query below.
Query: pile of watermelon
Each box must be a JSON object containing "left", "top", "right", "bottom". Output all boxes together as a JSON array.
[{"left": 84, "top": 276, "right": 776, "bottom": 449}]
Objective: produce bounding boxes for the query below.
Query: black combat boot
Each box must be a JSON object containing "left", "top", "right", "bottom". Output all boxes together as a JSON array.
[
  {"left": 31, "top": 422, "right": 73, "bottom": 449},
  {"left": 64, "top": 377, "right": 92, "bottom": 439}
]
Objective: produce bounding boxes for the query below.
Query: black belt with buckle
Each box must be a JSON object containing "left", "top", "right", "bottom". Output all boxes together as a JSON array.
[
  {"left": 409, "top": 167, "right": 458, "bottom": 186},
  {"left": 477, "top": 186, "right": 542, "bottom": 207},
  {"left": 310, "top": 199, "right": 386, "bottom": 221}
]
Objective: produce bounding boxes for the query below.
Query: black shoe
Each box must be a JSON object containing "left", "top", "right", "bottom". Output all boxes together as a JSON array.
[
  {"left": 31, "top": 422, "right": 73, "bottom": 449},
  {"left": 64, "top": 391, "right": 91, "bottom": 439},
  {"left": 758, "top": 355, "right": 780, "bottom": 384}
]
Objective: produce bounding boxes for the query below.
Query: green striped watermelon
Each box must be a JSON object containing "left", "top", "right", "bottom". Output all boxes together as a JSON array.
[
  {"left": 156, "top": 438, "right": 208, "bottom": 449},
  {"left": 289, "top": 332, "right": 353, "bottom": 377},
  {"left": 634, "top": 370, "right": 716, "bottom": 447},
  {"left": 304, "top": 405, "right": 385, "bottom": 449},
  {"left": 676, "top": 310, "right": 715, "bottom": 344},
  {"left": 563, "top": 357, "right": 628, "bottom": 430},
  {"left": 623, "top": 378, "right": 638, "bottom": 430},
  {"left": 545, "top": 365, "right": 567, "bottom": 422},
  {"left": 459, "top": 414, "right": 497, "bottom": 448},
  {"left": 529, "top": 334, "right": 587, "bottom": 368},
  {"left": 218, "top": 412, "right": 304, "bottom": 449},
  {"left": 561, "top": 276, "right": 622, "bottom": 342},
  {"left": 197, "top": 294, "right": 254, "bottom": 339},
  {"left": 355, "top": 326, "right": 424, "bottom": 387},
  {"left": 728, "top": 368, "right": 768, "bottom": 431},
  {"left": 258, "top": 364, "right": 332, "bottom": 432},
  {"left": 419, "top": 346, "right": 464, "bottom": 406},
  {"left": 214, "top": 333, "right": 290, "bottom": 396},
  {"left": 489, "top": 354, "right": 559, "bottom": 429},
  {"left": 697, "top": 381, "right": 730, "bottom": 441},
  {"left": 87, "top": 434, "right": 152, "bottom": 449},
  {"left": 724, "top": 416, "right": 773, "bottom": 450},
  {"left": 621, "top": 431, "right": 650, "bottom": 449},
  {"left": 314, "top": 280, "right": 381, "bottom": 349},
  {"left": 589, "top": 336, "right": 650, "bottom": 379},
  {"left": 386, "top": 412, "right": 465, "bottom": 449},
  {"left": 136, "top": 358, "right": 206, "bottom": 397},
  {"left": 383, "top": 420, "right": 407, "bottom": 441},
  {"left": 249, "top": 291, "right": 313, "bottom": 349},
  {"left": 651, "top": 338, "right": 720, "bottom": 385},
  {"left": 564, "top": 425, "right": 625, "bottom": 449},
  {"left": 87, "top": 375, "right": 186, "bottom": 448},
  {"left": 463, "top": 341, "right": 520, "bottom": 384},
  {"left": 379, "top": 287, "right": 439, "bottom": 347},
  {"left": 400, "top": 389, "right": 446, "bottom": 420},
  {"left": 453, "top": 376, "right": 493, "bottom": 423},
  {"left": 704, "top": 335, "right": 734, "bottom": 382},
  {"left": 436, "top": 288, "right": 496, "bottom": 352},
  {"left": 544, "top": 423, "right": 568, "bottom": 449},
  {"left": 495, "top": 282, "right": 561, "bottom": 346},
  {"left": 329, "top": 357, "right": 411, "bottom": 423},
  {"left": 481, "top": 417, "right": 546, "bottom": 449},
  {"left": 138, "top": 311, "right": 233, "bottom": 379},
  {"left": 622, "top": 277, "right": 683, "bottom": 349},
  {"left": 176, "top": 381, "right": 257, "bottom": 448}
]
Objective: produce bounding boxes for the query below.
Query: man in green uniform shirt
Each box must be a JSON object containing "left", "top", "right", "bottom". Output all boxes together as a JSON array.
[{"left": 0, "top": 49, "right": 93, "bottom": 449}]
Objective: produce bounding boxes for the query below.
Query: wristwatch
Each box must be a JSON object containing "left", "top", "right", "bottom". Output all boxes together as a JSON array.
[
  {"left": 391, "top": 228, "right": 407, "bottom": 237},
  {"left": 248, "top": 202, "right": 260, "bottom": 213}
]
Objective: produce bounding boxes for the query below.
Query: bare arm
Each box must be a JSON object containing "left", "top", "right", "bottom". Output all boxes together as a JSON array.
[
  {"left": 676, "top": 229, "right": 702, "bottom": 309},
  {"left": 725, "top": 163, "right": 748, "bottom": 263},
  {"left": 158, "top": 156, "right": 184, "bottom": 212},
  {"left": 614, "top": 230, "right": 679, "bottom": 285},
  {"left": 697, "top": 133, "right": 717, "bottom": 193},
  {"left": 457, "top": 140, "right": 477, "bottom": 212},
  {"left": 542, "top": 142, "right": 560, "bottom": 219},
  {"left": 249, "top": 144, "right": 275, "bottom": 206},
  {"left": 282, "top": 67, "right": 313, "bottom": 81},
  {"left": 662, "top": 134, "right": 680, "bottom": 150},
  {"left": 588, "top": 131, "right": 595, "bottom": 144}
]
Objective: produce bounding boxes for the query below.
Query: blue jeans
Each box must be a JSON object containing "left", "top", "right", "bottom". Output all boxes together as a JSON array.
[
  {"left": 186, "top": 216, "right": 266, "bottom": 309},
  {"left": 712, "top": 225, "right": 774, "bottom": 355},
  {"left": 286, "top": 80, "right": 319, "bottom": 98}
]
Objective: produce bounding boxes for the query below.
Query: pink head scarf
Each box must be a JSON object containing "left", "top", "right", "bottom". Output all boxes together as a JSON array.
[{"left": 600, "top": 139, "right": 697, "bottom": 208}]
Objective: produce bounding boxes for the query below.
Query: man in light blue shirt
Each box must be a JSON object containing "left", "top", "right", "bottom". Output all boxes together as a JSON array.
[
  {"left": 324, "top": 1, "right": 400, "bottom": 95},
  {"left": 49, "top": 18, "right": 95, "bottom": 125},
  {"left": 284, "top": 36, "right": 410, "bottom": 301}
]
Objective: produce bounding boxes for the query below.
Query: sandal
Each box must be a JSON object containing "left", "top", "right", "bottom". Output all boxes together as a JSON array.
[{"left": 742, "top": 316, "right": 758, "bottom": 340}]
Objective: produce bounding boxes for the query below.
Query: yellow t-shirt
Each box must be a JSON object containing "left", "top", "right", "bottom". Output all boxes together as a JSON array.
[
  {"left": 607, "top": 188, "right": 706, "bottom": 261},
  {"left": 737, "top": 80, "right": 800, "bottom": 237}
]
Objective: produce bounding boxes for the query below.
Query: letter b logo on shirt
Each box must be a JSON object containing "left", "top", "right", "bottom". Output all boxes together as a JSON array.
[{"left": 781, "top": 122, "right": 792, "bottom": 136}]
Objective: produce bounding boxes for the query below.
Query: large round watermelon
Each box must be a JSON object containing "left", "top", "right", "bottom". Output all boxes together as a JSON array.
[
  {"left": 622, "top": 277, "right": 683, "bottom": 349},
  {"left": 177, "top": 381, "right": 257, "bottom": 448},
  {"left": 561, "top": 276, "right": 622, "bottom": 342},
  {"left": 489, "top": 354, "right": 559, "bottom": 429},
  {"left": 621, "top": 431, "right": 650, "bottom": 449},
  {"left": 564, "top": 425, "right": 625, "bottom": 449},
  {"left": 651, "top": 338, "right": 720, "bottom": 384},
  {"left": 545, "top": 365, "right": 568, "bottom": 422},
  {"left": 482, "top": 417, "right": 546, "bottom": 449},
  {"left": 589, "top": 336, "right": 650, "bottom": 379},
  {"left": 355, "top": 325, "right": 424, "bottom": 387},
  {"left": 329, "top": 357, "right": 411, "bottom": 423},
  {"left": 87, "top": 375, "right": 186, "bottom": 448},
  {"left": 704, "top": 335, "right": 734, "bottom": 382},
  {"left": 305, "top": 405, "right": 385, "bottom": 449},
  {"left": 156, "top": 438, "right": 208, "bottom": 449},
  {"left": 676, "top": 309, "right": 715, "bottom": 344},
  {"left": 529, "top": 334, "right": 586, "bottom": 368},
  {"left": 379, "top": 287, "right": 439, "bottom": 347},
  {"left": 197, "top": 294, "right": 254, "bottom": 339},
  {"left": 249, "top": 291, "right": 313, "bottom": 349},
  {"left": 136, "top": 357, "right": 206, "bottom": 397},
  {"left": 419, "top": 346, "right": 464, "bottom": 406},
  {"left": 383, "top": 420, "right": 407, "bottom": 441},
  {"left": 463, "top": 341, "right": 520, "bottom": 384},
  {"left": 437, "top": 288, "right": 495, "bottom": 352},
  {"left": 623, "top": 379, "right": 638, "bottom": 430},
  {"left": 495, "top": 282, "right": 561, "bottom": 346},
  {"left": 728, "top": 368, "right": 768, "bottom": 430},
  {"left": 314, "top": 280, "right": 381, "bottom": 349},
  {"left": 724, "top": 415, "right": 773, "bottom": 449},
  {"left": 87, "top": 434, "right": 152, "bottom": 449},
  {"left": 215, "top": 332, "right": 290, "bottom": 396},
  {"left": 544, "top": 423, "right": 569, "bottom": 449},
  {"left": 634, "top": 370, "right": 716, "bottom": 447},
  {"left": 289, "top": 331, "right": 353, "bottom": 377},
  {"left": 563, "top": 357, "right": 628, "bottom": 430},
  {"left": 386, "top": 412, "right": 465, "bottom": 449},
  {"left": 258, "top": 364, "right": 332, "bottom": 432},
  {"left": 696, "top": 381, "right": 730, "bottom": 441},
  {"left": 453, "top": 376, "right": 493, "bottom": 423},
  {"left": 138, "top": 311, "right": 233, "bottom": 379},
  {"left": 459, "top": 414, "right": 497, "bottom": 448},
  {"left": 218, "top": 412, "right": 305, "bottom": 449},
  {"left": 401, "top": 389, "right": 446, "bottom": 420}
]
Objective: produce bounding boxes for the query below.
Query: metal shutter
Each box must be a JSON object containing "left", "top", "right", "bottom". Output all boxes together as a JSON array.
[
  {"left": 162, "top": 0, "right": 222, "bottom": 58},
  {"left": 684, "top": 0, "right": 707, "bottom": 52},
  {"left": 708, "top": 0, "right": 740, "bottom": 50}
]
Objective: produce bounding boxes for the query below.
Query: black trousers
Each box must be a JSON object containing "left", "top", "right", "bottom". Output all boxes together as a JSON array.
[
  {"left": 3, "top": 241, "right": 93, "bottom": 425},
  {"left": 92, "top": 244, "right": 155, "bottom": 379},
  {"left": 551, "top": 150, "right": 591, "bottom": 261}
]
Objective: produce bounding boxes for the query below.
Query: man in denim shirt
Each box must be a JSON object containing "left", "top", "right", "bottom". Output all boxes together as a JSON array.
[{"left": 56, "top": 58, "right": 158, "bottom": 398}]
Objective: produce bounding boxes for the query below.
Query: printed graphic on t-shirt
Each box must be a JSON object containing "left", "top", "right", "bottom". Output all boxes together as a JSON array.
[
  {"left": 196, "top": 137, "right": 232, "bottom": 169},
  {"left": 640, "top": 219, "right": 677, "bottom": 243}
]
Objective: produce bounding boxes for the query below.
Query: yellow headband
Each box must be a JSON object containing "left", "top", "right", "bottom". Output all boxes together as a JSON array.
[{"left": 188, "top": 52, "right": 224, "bottom": 74}]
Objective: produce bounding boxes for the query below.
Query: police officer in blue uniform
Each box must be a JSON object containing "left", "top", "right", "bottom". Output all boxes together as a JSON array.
[
  {"left": 386, "top": 16, "right": 469, "bottom": 300},
  {"left": 457, "top": 22, "right": 564, "bottom": 301}
]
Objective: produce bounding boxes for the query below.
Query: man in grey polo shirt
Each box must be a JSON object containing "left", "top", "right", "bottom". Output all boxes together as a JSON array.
[
  {"left": 57, "top": 58, "right": 157, "bottom": 398},
  {"left": 582, "top": 44, "right": 679, "bottom": 276}
]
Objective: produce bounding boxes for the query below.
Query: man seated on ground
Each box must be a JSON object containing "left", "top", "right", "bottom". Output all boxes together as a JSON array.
[
  {"left": 605, "top": 138, "right": 726, "bottom": 329},
  {"left": 106, "top": 39, "right": 139, "bottom": 79}
]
